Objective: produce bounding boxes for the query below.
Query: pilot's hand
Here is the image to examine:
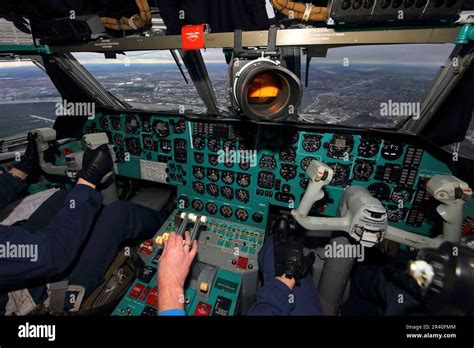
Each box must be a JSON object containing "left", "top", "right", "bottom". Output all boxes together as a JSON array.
[
  {"left": 272, "top": 218, "right": 315, "bottom": 285},
  {"left": 14, "top": 132, "right": 39, "bottom": 178},
  {"left": 78, "top": 144, "right": 113, "bottom": 188},
  {"left": 157, "top": 231, "right": 197, "bottom": 312},
  {"left": 274, "top": 239, "right": 315, "bottom": 285}
]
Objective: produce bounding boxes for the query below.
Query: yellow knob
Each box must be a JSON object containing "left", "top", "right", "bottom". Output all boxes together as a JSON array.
[
  {"left": 199, "top": 282, "right": 209, "bottom": 293},
  {"left": 155, "top": 232, "right": 170, "bottom": 246}
]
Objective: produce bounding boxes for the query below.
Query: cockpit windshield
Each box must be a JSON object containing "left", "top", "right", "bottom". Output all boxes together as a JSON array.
[{"left": 73, "top": 44, "right": 453, "bottom": 129}]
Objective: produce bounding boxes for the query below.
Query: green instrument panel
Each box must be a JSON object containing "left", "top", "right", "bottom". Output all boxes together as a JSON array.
[
  {"left": 113, "top": 210, "right": 262, "bottom": 316},
  {"left": 84, "top": 111, "right": 472, "bottom": 237}
]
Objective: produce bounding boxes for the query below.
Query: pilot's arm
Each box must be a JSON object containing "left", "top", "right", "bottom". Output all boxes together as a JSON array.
[
  {"left": 247, "top": 223, "right": 317, "bottom": 316},
  {"left": 0, "top": 145, "right": 113, "bottom": 285}
]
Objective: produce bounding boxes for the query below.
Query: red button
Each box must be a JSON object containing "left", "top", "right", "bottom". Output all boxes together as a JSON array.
[
  {"left": 236, "top": 256, "right": 248, "bottom": 270},
  {"left": 146, "top": 286, "right": 159, "bottom": 307},
  {"left": 194, "top": 302, "right": 211, "bottom": 316},
  {"left": 139, "top": 286, "right": 151, "bottom": 301},
  {"left": 129, "top": 284, "right": 144, "bottom": 299},
  {"left": 139, "top": 239, "right": 154, "bottom": 255}
]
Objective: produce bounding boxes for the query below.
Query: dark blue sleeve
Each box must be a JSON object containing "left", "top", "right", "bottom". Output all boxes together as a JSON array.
[
  {"left": 0, "top": 172, "right": 28, "bottom": 212},
  {"left": 247, "top": 278, "right": 294, "bottom": 316},
  {"left": 0, "top": 184, "right": 102, "bottom": 285}
]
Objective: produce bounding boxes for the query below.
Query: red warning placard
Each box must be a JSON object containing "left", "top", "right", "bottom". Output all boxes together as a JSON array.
[{"left": 182, "top": 24, "right": 206, "bottom": 50}]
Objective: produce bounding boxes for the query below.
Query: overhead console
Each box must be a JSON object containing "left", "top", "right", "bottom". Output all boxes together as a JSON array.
[{"left": 83, "top": 110, "right": 471, "bottom": 238}]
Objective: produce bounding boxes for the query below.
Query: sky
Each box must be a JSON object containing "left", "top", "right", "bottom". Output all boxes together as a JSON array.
[{"left": 0, "top": 43, "right": 455, "bottom": 68}]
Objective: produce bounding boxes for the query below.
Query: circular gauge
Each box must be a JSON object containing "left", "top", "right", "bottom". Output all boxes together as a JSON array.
[
  {"left": 391, "top": 187, "right": 411, "bottom": 204},
  {"left": 252, "top": 212, "right": 263, "bottom": 223},
  {"left": 192, "top": 199, "right": 203, "bottom": 211},
  {"left": 99, "top": 116, "right": 109, "bottom": 129},
  {"left": 207, "top": 137, "right": 221, "bottom": 152},
  {"left": 353, "top": 160, "right": 375, "bottom": 182},
  {"left": 111, "top": 117, "right": 122, "bottom": 131},
  {"left": 279, "top": 146, "right": 297, "bottom": 163},
  {"left": 387, "top": 205, "right": 406, "bottom": 222},
  {"left": 125, "top": 116, "right": 140, "bottom": 134},
  {"left": 235, "top": 208, "right": 249, "bottom": 222},
  {"left": 206, "top": 184, "right": 219, "bottom": 197},
  {"left": 328, "top": 163, "right": 350, "bottom": 186},
  {"left": 300, "top": 177, "right": 309, "bottom": 189},
  {"left": 258, "top": 155, "right": 276, "bottom": 170},
  {"left": 221, "top": 186, "right": 234, "bottom": 200},
  {"left": 368, "top": 182, "right": 391, "bottom": 201},
  {"left": 302, "top": 135, "right": 321, "bottom": 152},
  {"left": 222, "top": 171, "right": 234, "bottom": 185},
  {"left": 259, "top": 154, "right": 277, "bottom": 170},
  {"left": 239, "top": 162, "right": 250, "bottom": 171},
  {"left": 143, "top": 135, "right": 154, "bottom": 150},
  {"left": 300, "top": 156, "right": 316, "bottom": 171},
  {"left": 205, "top": 202, "right": 218, "bottom": 215},
  {"left": 224, "top": 159, "right": 234, "bottom": 168},
  {"left": 114, "top": 133, "right": 124, "bottom": 146},
  {"left": 207, "top": 168, "right": 219, "bottom": 182},
  {"left": 238, "top": 141, "right": 251, "bottom": 151},
  {"left": 280, "top": 164, "right": 297, "bottom": 180},
  {"left": 192, "top": 181, "right": 205, "bottom": 195},
  {"left": 194, "top": 152, "right": 204, "bottom": 164},
  {"left": 173, "top": 119, "right": 186, "bottom": 134},
  {"left": 237, "top": 173, "right": 251, "bottom": 187},
  {"left": 220, "top": 205, "right": 233, "bottom": 218},
  {"left": 125, "top": 137, "right": 142, "bottom": 156},
  {"left": 381, "top": 141, "right": 403, "bottom": 161},
  {"left": 178, "top": 196, "right": 189, "bottom": 208},
  {"left": 289, "top": 130, "right": 299, "bottom": 145},
  {"left": 160, "top": 139, "right": 172, "bottom": 153},
  {"left": 153, "top": 120, "right": 170, "bottom": 138},
  {"left": 236, "top": 189, "right": 250, "bottom": 203},
  {"left": 258, "top": 172, "right": 275, "bottom": 189},
  {"left": 325, "top": 134, "right": 354, "bottom": 159},
  {"left": 193, "top": 166, "right": 205, "bottom": 180},
  {"left": 193, "top": 136, "right": 206, "bottom": 150},
  {"left": 208, "top": 154, "right": 219, "bottom": 166},
  {"left": 358, "top": 136, "right": 381, "bottom": 158},
  {"left": 223, "top": 139, "right": 236, "bottom": 151},
  {"left": 142, "top": 119, "right": 153, "bottom": 133}
]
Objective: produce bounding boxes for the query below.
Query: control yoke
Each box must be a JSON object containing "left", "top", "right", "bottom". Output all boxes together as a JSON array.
[
  {"left": 293, "top": 160, "right": 472, "bottom": 250},
  {"left": 292, "top": 160, "right": 387, "bottom": 247},
  {"left": 33, "top": 128, "right": 119, "bottom": 204}
]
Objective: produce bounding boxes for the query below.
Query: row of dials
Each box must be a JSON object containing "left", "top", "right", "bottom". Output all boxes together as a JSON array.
[
  {"left": 192, "top": 167, "right": 251, "bottom": 187},
  {"left": 298, "top": 134, "right": 404, "bottom": 161},
  {"left": 178, "top": 196, "right": 263, "bottom": 223},
  {"left": 191, "top": 182, "right": 250, "bottom": 203},
  {"left": 193, "top": 152, "right": 252, "bottom": 171},
  {"left": 98, "top": 116, "right": 186, "bottom": 137}
]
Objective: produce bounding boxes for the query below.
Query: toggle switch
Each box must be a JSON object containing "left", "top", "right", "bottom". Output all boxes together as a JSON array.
[{"left": 199, "top": 282, "right": 209, "bottom": 293}]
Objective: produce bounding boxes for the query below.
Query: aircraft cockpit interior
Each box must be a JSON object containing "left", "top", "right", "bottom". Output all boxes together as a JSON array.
[{"left": 0, "top": 0, "right": 473, "bottom": 331}]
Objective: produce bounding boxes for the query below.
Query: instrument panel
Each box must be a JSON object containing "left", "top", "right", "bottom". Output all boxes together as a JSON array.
[{"left": 84, "top": 112, "right": 465, "bottom": 236}]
